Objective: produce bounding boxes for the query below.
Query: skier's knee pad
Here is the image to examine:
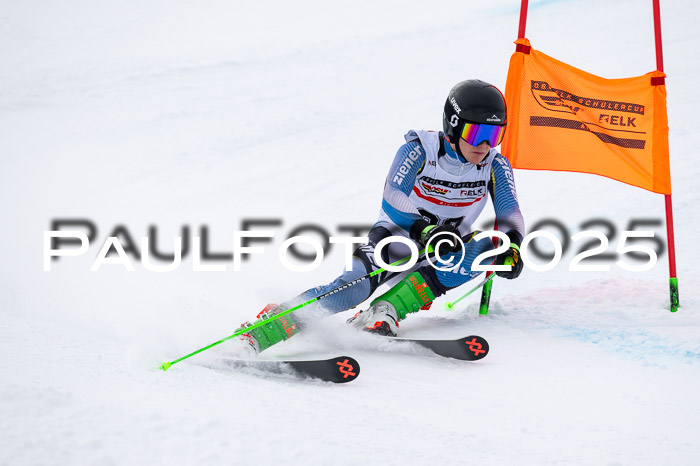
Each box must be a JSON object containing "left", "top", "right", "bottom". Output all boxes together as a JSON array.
[{"left": 352, "top": 226, "right": 392, "bottom": 296}]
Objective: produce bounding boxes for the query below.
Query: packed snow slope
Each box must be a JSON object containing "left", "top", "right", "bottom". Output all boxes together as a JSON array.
[{"left": 2, "top": 0, "right": 700, "bottom": 464}]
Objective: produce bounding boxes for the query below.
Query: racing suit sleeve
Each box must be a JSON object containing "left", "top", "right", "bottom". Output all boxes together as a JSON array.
[
  {"left": 489, "top": 153, "right": 525, "bottom": 245},
  {"left": 380, "top": 141, "right": 426, "bottom": 231}
]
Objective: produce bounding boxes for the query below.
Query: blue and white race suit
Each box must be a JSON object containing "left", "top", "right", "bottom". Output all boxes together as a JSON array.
[{"left": 304, "top": 129, "right": 525, "bottom": 313}]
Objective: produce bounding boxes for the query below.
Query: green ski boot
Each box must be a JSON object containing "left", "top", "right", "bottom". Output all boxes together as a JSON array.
[
  {"left": 347, "top": 271, "right": 436, "bottom": 336},
  {"left": 234, "top": 304, "right": 301, "bottom": 357}
]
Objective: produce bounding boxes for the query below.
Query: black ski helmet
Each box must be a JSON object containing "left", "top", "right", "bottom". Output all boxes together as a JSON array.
[{"left": 442, "top": 79, "right": 507, "bottom": 146}]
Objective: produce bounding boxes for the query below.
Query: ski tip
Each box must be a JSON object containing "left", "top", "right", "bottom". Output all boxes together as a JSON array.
[
  {"left": 160, "top": 362, "right": 172, "bottom": 371},
  {"left": 463, "top": 335, "right": 489, "bottom": 360},
  {"left": 330, "top": 356, "right": 360, "bottom": 383}
]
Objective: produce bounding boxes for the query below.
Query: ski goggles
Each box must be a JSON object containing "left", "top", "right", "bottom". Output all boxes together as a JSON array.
[{"left": 460, "top": 122, "right": 507, "bottom": 147}]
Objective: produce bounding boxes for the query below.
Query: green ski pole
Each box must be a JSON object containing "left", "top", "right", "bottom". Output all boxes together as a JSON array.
[
  {"left": 444, "top": 256, "right": 513, "bottom": 311},
  {"left": 160, "top": 248, "right": 430, "bottom": 371},
  {"left": 445, "top": 272, "right": 496, "bottom": 310}
]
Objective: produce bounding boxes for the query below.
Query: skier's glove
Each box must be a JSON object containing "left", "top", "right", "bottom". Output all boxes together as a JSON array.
[
  {"left": 410, "top": 220, "right": 463, "bottom": 257},
  {"left": 495, "top": 230, "right": 523, "bottom": 279}
]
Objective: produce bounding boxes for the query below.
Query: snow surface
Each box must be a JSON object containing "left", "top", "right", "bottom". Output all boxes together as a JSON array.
[{"left": 2, "top": 0, "right": 700, "bottom": 464}]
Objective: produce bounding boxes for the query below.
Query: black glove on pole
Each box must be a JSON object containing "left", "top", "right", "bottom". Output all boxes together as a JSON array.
[
  {"left": 410, "top": 220, "right": 463, "bottom": 257},
  {"left": 495, "top": 230, "right": 523, "bottom": 279}
]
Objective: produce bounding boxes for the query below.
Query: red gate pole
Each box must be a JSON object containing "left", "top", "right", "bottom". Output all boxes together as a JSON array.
[
  {"left": 518, "top": 0, "right": 529, "bottom": 39},
  {"left": 652, "top": 0, "right": 679, "bottom": 312}
]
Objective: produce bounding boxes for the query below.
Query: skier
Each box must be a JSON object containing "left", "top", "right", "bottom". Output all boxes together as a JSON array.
[{"left": 236, "top": 79, "right": 525, "bottom": 356}]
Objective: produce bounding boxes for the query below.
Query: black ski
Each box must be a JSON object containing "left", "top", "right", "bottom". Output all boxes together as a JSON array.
[
  {"left": 390, "top": 335, "right": 489, "bottom": 361},
  {"left": 221, "top": 355, "right": 360, "bottom": 383}
]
